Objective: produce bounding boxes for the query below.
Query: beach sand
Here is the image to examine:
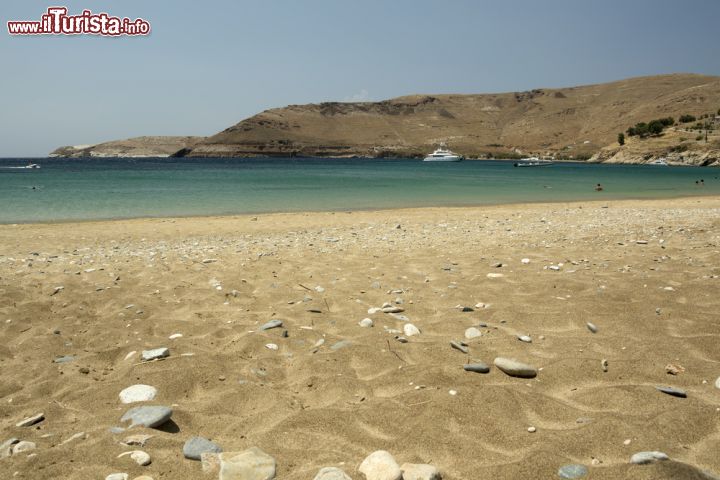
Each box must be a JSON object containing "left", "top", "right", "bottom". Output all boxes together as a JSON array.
[{"left": 1, "top": 197, "right": 720, "bottom": 479}]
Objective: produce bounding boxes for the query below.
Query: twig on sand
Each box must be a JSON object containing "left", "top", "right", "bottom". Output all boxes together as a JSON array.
[
  {"left": 298, "top": 283, "right": 312, "bottom": 291},
  {"left": 323, "top": 298, "right": 330, "bottom": 313},
  {"left": 386, "top": 339, "right": 406, "bottom": 363}
]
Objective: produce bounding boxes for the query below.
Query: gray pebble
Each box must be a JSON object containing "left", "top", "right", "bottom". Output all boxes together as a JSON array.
[
  {"left": 183, "top": 436, "right": 222, "bottom": 460},
  {"left": 260, "top": 320, "right": 283, "bottom": 331},
  {"left": 586, "top": 322, "right": 598, "bottom": 333},
  {"left": 53, "top": 355, "right": 76, "bottom": 364},
  {"left": 494, "top": 357, "right": 537, "bottom": 378},
  {"left": 630, "top": 451, "right": 669, "bottom": 465},
  {"left": 141, "top": 348, "right": 169, "bottom": 361},
  {"left": 558, "top": 464, "right": 588, "bottom": 479},
  {"left": 450, "top": 341, "right": 469, "bottom": 354},
  {"left": 463, "top": 363, "right": 490, "bottom": 374},
  {"left": 517, "top": 335, "right": 532, "bottom": 343},
  {"left": 656, "top": 386, "right": 687, "bottom": 398},
  {"left": 120, "top": 406, "right": 173, "bottom": 428}
]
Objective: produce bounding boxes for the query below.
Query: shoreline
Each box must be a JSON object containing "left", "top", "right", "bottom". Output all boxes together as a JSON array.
[
  {"left": 2, "top": 193, "right": 720, "bottom": 228},
  {"left": 2, "top": 194, "right": 720, "bottom": 479}
]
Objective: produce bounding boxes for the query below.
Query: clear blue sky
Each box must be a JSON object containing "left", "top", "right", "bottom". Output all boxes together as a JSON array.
[{"left": 2, "top": 0, "right": 719, "bottom": 157}]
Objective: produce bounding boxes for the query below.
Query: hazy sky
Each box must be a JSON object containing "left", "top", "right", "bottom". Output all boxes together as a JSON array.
[{"left": 2, "top": 0, "right": 719, "bottom": 157}]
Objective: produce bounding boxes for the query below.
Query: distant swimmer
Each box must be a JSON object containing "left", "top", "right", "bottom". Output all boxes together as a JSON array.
[{"left": 594, "top": 183, "right": 603, "bottom": 191}]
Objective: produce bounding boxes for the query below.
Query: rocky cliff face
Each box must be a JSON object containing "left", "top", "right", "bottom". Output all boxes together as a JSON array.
[
  {"left": 589, "top": 127, "right": 720, "bottom": 167},
  {"left": 181, "top": 74, "right": 720, "bottom": 161},
  {"left": 50, "top": 136, "right": 203, "bottom": 158}
]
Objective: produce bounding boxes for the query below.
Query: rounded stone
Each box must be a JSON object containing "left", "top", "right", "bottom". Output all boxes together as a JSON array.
[
  {"left": 358, "top": 450, "right": 402, "bottom": 480},
  {"left": 219, "top": 447, "right": 276, "bottom": 480},
  {"left": 558, "top": 464, "right": 588, "bottom": 478},
  {"left": 12, "top": 441, "right": 36, "bottom": 454},
  {"left": 105, "top": 475, "right": 129, "bottom": 480},
  {"left": 120, "top": 406, "right": 173, "bottom": 428},
  {"left": 400, "top": 463, "right": 441, "bottom": 480},
  {"left": 403, "top": 323, "right": 420, "bottom": 337},
  {"left": 313, "top": 467, "right": 352, "bottom": 480},
  {"left": 358, "top": 318, "right": 374, "bottom": 328},
  {"left": 630, "top": 451, "right": 669, "bottom": 465},
  {"left": 130, "top": 451, "right": 151, "bottom": 466},
  {"left": 119, "top": 385, "right": 157, "bottom": 404},
  {"left": 494, "top": 357, "right": 538, "bottom": 378},
  {"left": 183, "top": 436, "right": 222, "bottom": 460},
  {"left": 464, "top": 327, "right": 482, "bottom": 339},
  {"left": 714, "top": 376, "right": 720, "bottom": 389},
  {"left": 463, "top": 363, "right": 490, "bottom": 374}
]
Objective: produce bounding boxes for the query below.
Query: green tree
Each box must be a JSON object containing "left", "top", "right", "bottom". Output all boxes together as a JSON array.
[{"left": 618, "top": 132, "right": 625, "bottom": 145}]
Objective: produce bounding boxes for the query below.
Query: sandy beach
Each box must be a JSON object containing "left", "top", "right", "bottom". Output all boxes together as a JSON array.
[{"left": 2, "top": 197, "right": 720, "bottom": 479}]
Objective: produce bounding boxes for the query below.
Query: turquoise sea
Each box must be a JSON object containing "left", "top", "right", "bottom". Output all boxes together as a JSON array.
[{"left": 0, "top": 158, "right": 718, "bottom": 223}]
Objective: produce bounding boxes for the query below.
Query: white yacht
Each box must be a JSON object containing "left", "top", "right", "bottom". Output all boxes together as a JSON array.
[
  {"left": 649, "top": 158, "right": 668, "bottom": 166},
  {"left": 423, "top": 145, "right": 464, "bottom": 162}
]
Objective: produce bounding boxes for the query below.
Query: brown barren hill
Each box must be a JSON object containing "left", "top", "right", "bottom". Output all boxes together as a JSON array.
[
  {"left": 50, "top": 136, "right": 204, "bottom": 158},
  {"left": 182, "top": 73, "right": 720, "bottom": 160}
]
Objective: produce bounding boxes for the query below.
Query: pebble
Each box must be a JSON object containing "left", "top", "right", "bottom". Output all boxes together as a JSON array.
[
  {"left": 557, "top": 464, "right": 588, "bottom": 479},
  {"left": 517, "top": 335, "right": 532, "bottom": 343},
  {"left": 12, "top": 441, "right": 36, "bottom": 454},
  {"left": 265, "top": 343, "right": 279, "bottom": 351},
  {"left": 521, "top": 258, "right": 530, "bottom": 264},
  {"left": 132, "top": 477, "right": 155, "bottom": 480},
  {"left": 464, "top": 327, "right": 482, "bottom": 339},
  {"left": 527, "top": 426, "right": 536, "bottom": 433},
  {"left": 586, "top": 322, "right": 598, "bottom": 333},
  {"left": 16, "top": 412, "right": 44, "bottom": 427},
  {"left": 630, "top": 451, "right": 669, "bottom": 465},
  {"left": 395, "top": 336, "right": 409, "bottom": 343},
  {"left": 119, "top": 385, "right": 158, "bottom": 404},
  {"left": 403, "top": 323, "right": 420, "bottom": 337},
  {"left": 358, "top": 450, "right": 403, "bottom": 480},
  {"left": 382, "top": 306, "right": 404, "bottom": 313},
  {"left": 601, "top": 359, "right": 609, "bottom": 372},
  {"left": 1, "top": 438, "right": 19, "bottom": 458},
  {"left": 358, "top": 318, "right": 374, "bottom": 328},
  {"left": 463, "top": 363, "right": 490, "bottom": 373},
  {"left": 714, "top": 376, "right": 720, "bottom": 389},
  {"left": 53, "top": 355, "right": 76, "bottom": 364},
  {"left": 120, "top": 406, "right": 173, "bottom": 428},
  {"left": 217, "top": 447, "right": 276, "bottom": 480},
  {"left": 494, "top": 357, "right": 538, "bottom": 378},
  {"left": 118, "top": 450, "right": 151, "bottom": 466},
  {"left": 141, "top": 348, "right": 169, "bottom": 361},
  {"left": 450, "top": 341, "right": 469, "bottom": 354},
  {"left": 368, "top": 307, "right": 383, "bottom": 314},
  {"left": 169, "top": 333, "right": 183, "bottom": 339},
  {"left": 260, "top": 320, "right": 283, "bottom": 331},
  {"left": 105, "top": 474, "right": 129, "bottom": 480},
  {"left": 486, "top": 273, "right": 504, "bottom": 278},
  {"left": 313, "top": 467, "right": 352, "bottom": 480},
  {"left": 400, "top": 463, "right": 441, "bottom": 480},
  {"left": 665, "top": 363, "right": 685, "bottom": 375},
  {"left": 656, "top": 386, "right": 687, "bottom": 398},
  {"left": 449, "top": 389, "right": 458, "bottom": 396},
  {"left": 183, "top": 436, "right": 222, "bottom": 460}
]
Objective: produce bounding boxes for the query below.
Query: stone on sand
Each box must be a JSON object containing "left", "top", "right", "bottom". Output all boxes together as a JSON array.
[
  {"left": 313, "top": 467, "right": 352, "bottom": 480},
  {"left": 714, "top": 376, "right": 720, "bottom": 389},
  {"left": 558, "top": 464, "right": 588, "bottom": 478},
  {"left": 218, "top": 447, "right": 276, "bottom": 480},
  {"left": 630, "top": 451, "right": 669, "bottom": 465},
  {"left": 183, "top": 436, "right": 222, "bottom": 460},
  {"left": 464, "top": 327, "right": 481, "bottom": 339},
  {"left": 1, "top": 438, "right": 20, "bottom": 458},
  {"left": 586, "top": 322, "right": 598, "bottom": 333},
  {"left": 105, "top": 474, "right": 128, "bottom": 480},
  {"left": 403, "top": 323, "right": 421, "bottom": 336},
  {"left": 400, "top": 463, "right": 441, "bottom": 480},
  {"left": 120, "top": 406, "right": 173, "bottom": 428},
  {"left": 260, "top": 319, "right": 283, "bottom": 331},
  {"left": 358, "top": 450, "right": 402, "bottom": 480},
  {"left": 16, "top": 412, "right": 44, "bottom": 427},
  {"left": 12, "top": 441, "right": 36, "bottom": 455},
  {"left": 656, "top": 386, "right": 687, "bottom": 398},
  {"left": 119, "top": 385, "right": 157, "bottom": 404},
  {"left": 463, "top": 362, "right": 490, "bottom": 373},
  {"left": 359, "top": 318, "right": 374, "bottom": 328},
  {"left": 118, "top": 450, "right": 151, "bottom": 466},
  {"left": 141, "top": 348, "right": 169, "bottom": 361},
  {"left": 494, "top": 357, "right": 537, "bottom": 378}
]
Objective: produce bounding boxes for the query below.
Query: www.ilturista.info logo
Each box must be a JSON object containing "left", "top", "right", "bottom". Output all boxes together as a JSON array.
[{"left": 7, "top": 7, "right": 150, "bottom": 36}]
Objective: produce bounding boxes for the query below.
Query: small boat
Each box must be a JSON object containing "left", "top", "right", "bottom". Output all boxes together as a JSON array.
[
  {"left": 24, "top": 163, "right": 41, "bottom": 169},
  {"left": 513, "top": 157, "right": 553, "bottom": 167},
  {"left": 648, "top": 158, "right": 668, "bottom": 166},
  {"left": 423, "top": 145, "right": 464, "bottom": 162}
]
